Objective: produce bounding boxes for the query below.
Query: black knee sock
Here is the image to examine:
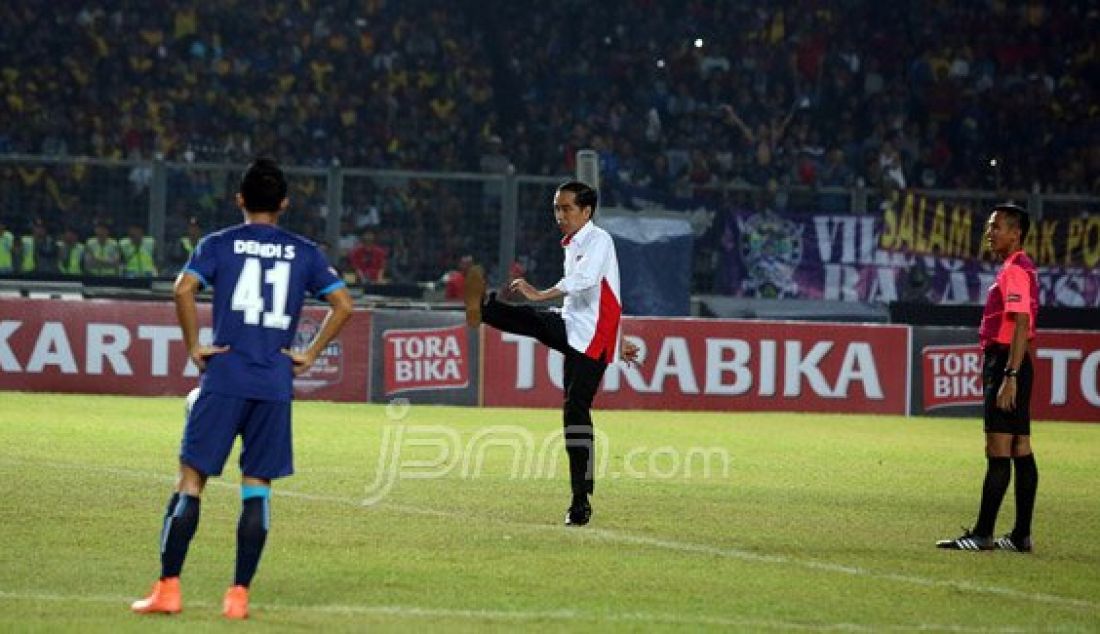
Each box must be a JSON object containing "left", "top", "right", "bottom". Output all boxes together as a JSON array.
[
  {"left": 161, "top": 492, "right": 180, "bottom": 528},
  {"left": 234, "top": 496, "right": 270, "bottom": 587},
  {"left": 160, "top": 494, "right": 201, "bottom": 578},
  {"left": 973, "top": 457, "right": 1011, "bottom": 537},
  {"left": 1012, "top": 454, "right": 1038, "bottom": 538}
]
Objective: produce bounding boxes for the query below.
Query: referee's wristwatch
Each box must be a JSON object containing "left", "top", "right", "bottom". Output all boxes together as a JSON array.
[{"left": 1003, "top": 367, "right": 1019, "bottom": 378}]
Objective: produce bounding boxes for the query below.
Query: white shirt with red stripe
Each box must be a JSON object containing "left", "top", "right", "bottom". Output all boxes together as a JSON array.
[{"left": 553, "top": 220, "right": 622, "bottom": 363}]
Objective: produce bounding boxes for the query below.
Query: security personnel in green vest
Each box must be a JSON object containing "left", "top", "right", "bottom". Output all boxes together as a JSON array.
[
  {"left": 84, "top": 219, "right": 121, "bottom": 276},
  {"left": 56, "top": 226, "right": 85, "bottom": 276},
  {"left": 120, "top": 222, "right": 157, "bottom": 278},
  {"left": 169, "top": 216, "right": 202, "bottom": 272},
  {"left": 18, "top": 217, "right": 59, "bottom": 274},
  {"left": 0, "top": 219, "right": 14, "bottom": 274}
]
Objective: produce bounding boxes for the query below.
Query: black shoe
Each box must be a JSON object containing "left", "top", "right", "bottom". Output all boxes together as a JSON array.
[
  {"left": 565, "top": 500, "right": 592, "bottom": 527},
  {"left": 994, "top": 533, "right": 1033, "bottom": 553},
  {"left": 464, "top": 265, "right": 486, "bottom": 328},
  {"left": 936, "top": 528, "right": 993, "bottom": 551}
]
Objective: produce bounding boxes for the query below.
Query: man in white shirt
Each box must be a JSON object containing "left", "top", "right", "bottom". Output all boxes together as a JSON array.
[{"left": 466, "top": 181, "right": 639, "bottom": 526}]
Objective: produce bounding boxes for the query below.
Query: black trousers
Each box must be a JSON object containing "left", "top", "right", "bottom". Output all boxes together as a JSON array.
[{"left": 482, "top": 295, "right": 607, "bottom": 497}]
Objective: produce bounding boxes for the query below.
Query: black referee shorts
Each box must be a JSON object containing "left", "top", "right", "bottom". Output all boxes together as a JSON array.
[{"left": 983, "top": 345, "right": 1033, "bottom": 435}]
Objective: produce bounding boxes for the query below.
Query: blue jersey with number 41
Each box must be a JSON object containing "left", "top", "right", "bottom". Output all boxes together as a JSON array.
[{"left": 183, "top": 223, "right": 345, "bottom": 401}]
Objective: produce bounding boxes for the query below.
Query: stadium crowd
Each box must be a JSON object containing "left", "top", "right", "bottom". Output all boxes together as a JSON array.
[
  {"left": 2, "top": 1, "right": 1096, "bottom": 192},
  {"left": 0, "top": 0, "right": 1097, "bottom": 283}
]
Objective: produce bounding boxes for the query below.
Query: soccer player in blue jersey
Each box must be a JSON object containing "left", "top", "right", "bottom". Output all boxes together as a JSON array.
[{"left": 132, "top": 159, "right": 353, "bottom": 619}]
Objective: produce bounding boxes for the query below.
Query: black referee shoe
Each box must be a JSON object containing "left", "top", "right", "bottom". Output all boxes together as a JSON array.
[
  {"left": 994, "top": 533, "right": 1033, "bottom": 553},
  {"left": 564, "top": 500, "right": 592, "bottom": 527},
  {"left": 936, "top": 528, "right": 993, "bottom": 551}
]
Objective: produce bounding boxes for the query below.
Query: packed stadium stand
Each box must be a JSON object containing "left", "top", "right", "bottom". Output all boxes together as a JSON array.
[
  {"left": 3, "top": 1, "right": 1096, "bottom": 188},
  {"left": 0, "top": 0, "right": 1097, "bottom": 291}
]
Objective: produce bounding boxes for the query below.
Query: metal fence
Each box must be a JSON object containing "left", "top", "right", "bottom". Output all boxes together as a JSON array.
[{"left": 1, "top": 153, "right": 1097, "bottom": 295}]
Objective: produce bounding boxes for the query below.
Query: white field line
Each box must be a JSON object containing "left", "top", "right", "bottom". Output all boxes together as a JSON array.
[
  {"left": 2, "top": 458, "right": 1097, "bottom": 614},
  {"left": 0, "top": 589, "right": 1036, "bottom": 633}
]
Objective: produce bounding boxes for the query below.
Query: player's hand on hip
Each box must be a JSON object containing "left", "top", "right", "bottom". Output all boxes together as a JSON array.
[
  {"left": 282, "top": 348, "right": 316, "bottom": 376},
  {"left": 190, "top": 345, "right": 229, "bottom": 371}
]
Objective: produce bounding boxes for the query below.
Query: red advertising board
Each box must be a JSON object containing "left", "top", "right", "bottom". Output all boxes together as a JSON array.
[
  {"left": 5, "top": 298, "right": 1094, "bottom": 421},
  {"left": 382, "top": 324, "right": 470, "bottom": 396},
  {"left": 0, "top": 297, "right": 370, "bottom": 401},
  {"left": 1031, "top": 331, "right": 1100, "bottom": 422},
  {"left": 921, "top": 344, "right": 984, "bottom": 410},
  {"left": 914, "top": 331, "right": 1100, "bottom": 422},
  {"left": 481, "top": 318, "right": 911, "bottom": 414}
]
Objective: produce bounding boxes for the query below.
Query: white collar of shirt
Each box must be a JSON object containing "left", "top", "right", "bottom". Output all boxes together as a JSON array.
[{"left": 561, "top": 220, "right": 595, "bottom": 248}]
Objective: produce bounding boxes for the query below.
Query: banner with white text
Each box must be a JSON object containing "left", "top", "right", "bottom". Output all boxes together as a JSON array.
[
  {"left": 0, "top": 297, "right": 371, "bottom": 401},
  {"left": 369, "top": 309, "right": 478, "bottom": 405},
  {"left": 4, "top": 299, "right": 1096, "bottom": 422},
  {"left": 718, "top": 192, "right": 1100, "bottom": 306},
  {"left": 910, "top": 326, "right": 1100, "bottom": 422},
  {"left": 481, "top": 318, "right": 912, "bottom": 415}
]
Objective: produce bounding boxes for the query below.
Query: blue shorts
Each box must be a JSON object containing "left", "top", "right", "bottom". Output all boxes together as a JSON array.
[{"left": 180, "top": 391, "right": 294, "bottom": 479}]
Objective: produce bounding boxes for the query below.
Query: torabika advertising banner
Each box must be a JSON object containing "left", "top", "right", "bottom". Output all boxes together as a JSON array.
[
  {"left": 910, "top": 327, "right": 985, "bottom": 419},
  {"left": 1025, "top": 330, "right": 1100, "bottom": 423},
  {"left": 910, "top": 326, "right": 1099, "bottom": 422},
  {"left": 921, "top": 344, "right": 984, "bottom": 411},
  {"left": 5, "top": 298, "right": 1094, "bottom": 421},
  {"left": 481, "top": 318, "right": 911, "bottom": 415},
  {"left": 0, "top": 297, "right": 371, "bottom": 401},
  {"left": 383, "top": 324, "right": 470, "bottom": 395},
  {"left": 369, "top": 309, "right": 478, "bottom": 406}
]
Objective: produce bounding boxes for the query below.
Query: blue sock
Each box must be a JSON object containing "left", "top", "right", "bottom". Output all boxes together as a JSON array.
[
  {"left": 234, "top": 485, "right": 270, "bottom": 587},
  {"left": 160, "top": 493, "right": 201, "bottom": 578}
]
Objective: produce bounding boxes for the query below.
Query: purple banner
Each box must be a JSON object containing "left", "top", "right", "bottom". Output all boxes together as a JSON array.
[{"left": 719, "top": 194, "right": 1100, "bottom": 306}]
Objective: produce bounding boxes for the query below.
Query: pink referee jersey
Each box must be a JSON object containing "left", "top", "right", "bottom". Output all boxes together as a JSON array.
[
  {"left": 553, "top": 221, "right": 623, "bottom": 363},
  {"left": 979, "top": 250, "right": 1038, "bottom": 349}
]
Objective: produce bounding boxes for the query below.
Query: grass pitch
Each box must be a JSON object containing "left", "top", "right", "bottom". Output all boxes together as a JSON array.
[{"left": 0, "top": 392, "right": 1097, "bottom": 632}]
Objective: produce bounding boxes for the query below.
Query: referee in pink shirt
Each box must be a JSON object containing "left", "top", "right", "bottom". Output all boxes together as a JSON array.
[{"left": 938, "top": 203, "right": 1039, "bottom": 553}]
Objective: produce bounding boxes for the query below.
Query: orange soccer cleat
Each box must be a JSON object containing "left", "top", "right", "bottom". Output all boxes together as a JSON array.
[
  {"left": 130, "top": 577, "right": 182, "bottom": 614},
  {"left": 222, "top": 585, "right": 250, "bottom": 619}
]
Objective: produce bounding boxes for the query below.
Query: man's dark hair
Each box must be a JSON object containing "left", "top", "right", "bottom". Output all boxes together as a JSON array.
[
  {"left": 557, "top": 181, "right": 599, "bottom": 216},
  {"left": 240, "top": 158, "right": 288, "bottom": 212},
  {"left": 994, "top": 202, "right": 1030, "bottom": 241}
]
